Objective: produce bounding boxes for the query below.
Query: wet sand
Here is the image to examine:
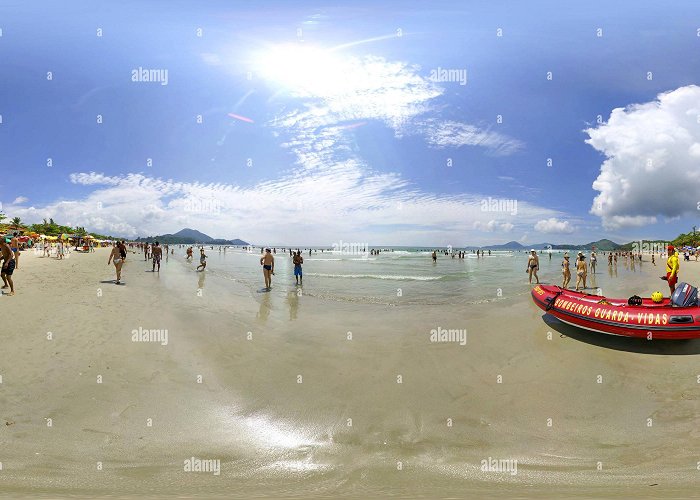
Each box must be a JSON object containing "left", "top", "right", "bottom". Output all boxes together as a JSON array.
[{"left": 2, "top": 248, "right": 700, "bottom": 498}]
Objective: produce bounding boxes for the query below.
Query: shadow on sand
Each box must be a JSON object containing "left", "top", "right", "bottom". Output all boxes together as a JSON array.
[{"left": 542, "top": 313, "right": 700, "bottom": 355}]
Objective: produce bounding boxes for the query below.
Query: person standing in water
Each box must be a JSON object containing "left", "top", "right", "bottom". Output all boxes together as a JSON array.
[
  {"left": 197, "top": 247, "right": 207, "bottom": 271},
  {"left": 590, "top": 250, "right": 597, "bottom": 274},
  {"left": 526, "top": 249, "right": 539, "bottom": 284},
  {"left": 432, "top": 250, "right": 437, "bottom": 263},
  {"left": 561, "top": 252, "right": 571, "bottom": 289},
  {"left": 152, "top": 241, "right": 162, "bottom": 272},
  {"left": 293, "top": 250, "right": 303, "bottom": 285},
  {"left": 261, "top": 248, "right": 275, "bottom": 290},
  {"left": 575, "top": 253, "right": 588, "bottom": 291},
  {"left": 108, "top": 242, "right": 124, "bottom": 285}
]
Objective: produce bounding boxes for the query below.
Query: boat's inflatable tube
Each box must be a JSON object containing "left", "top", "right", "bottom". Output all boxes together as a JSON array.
[{"left": 531, "top": 284, "right": 700, "bottom": 339}]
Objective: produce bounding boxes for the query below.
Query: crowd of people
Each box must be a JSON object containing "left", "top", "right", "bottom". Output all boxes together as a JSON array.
[{"left": 522, "top": 246, "right": 687, "bottom": 296}]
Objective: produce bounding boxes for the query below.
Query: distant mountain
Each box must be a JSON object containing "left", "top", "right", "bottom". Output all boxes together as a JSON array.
[
  {"left": 135, "top": 228, "right": 249, "bottom": 246},
  {"left": 480, "top": 239, "right": 622, "bottom": 251},
  {"left": 481, "top": 241, "right": 526, "bottom": 250},
  {"left": 173, "top": 228, "right": 213, "bottom": 242}
]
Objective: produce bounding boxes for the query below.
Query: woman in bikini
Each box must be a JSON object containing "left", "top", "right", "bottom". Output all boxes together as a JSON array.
[
  {"left": 575, "top": 254, "right": 588, "bottom": 291},
  {"left": 108, "top": 242, "right": 124, "bottom": 284},
  {"left": 561, "top": 253, "right": 571, "bottom": 289}
]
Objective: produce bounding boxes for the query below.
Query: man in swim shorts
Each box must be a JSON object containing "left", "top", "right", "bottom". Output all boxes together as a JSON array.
[
  {"left": 152, "top": 241, "right": 162, "bottom": 272},
  {"left": 293, "top": 250, "right": 303, "bottom": 285},
  {"left": 527, "top": 249, "right": 539, "bottom": 284},
  {"left": 10, "top": 232, "right": 20, "bottom": 269},
  {"left": 1, "top": 238, "right": 16, "bottom": 295},
  {"left": 260, "top": 248, "right": 274, "bottom": 290}
]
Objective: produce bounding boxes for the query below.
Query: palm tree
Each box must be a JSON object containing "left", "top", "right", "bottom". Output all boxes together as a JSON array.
[
  {"left": 0, "top": 213, "right": 6, "bottom": 223},
  {"left": 10, "top": 217, "right": 22, "bottom": 227}
]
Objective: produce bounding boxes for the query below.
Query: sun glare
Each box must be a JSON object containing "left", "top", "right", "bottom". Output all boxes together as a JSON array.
[{"left": 255, "top": 44, "right": 354, "bottom": 97}]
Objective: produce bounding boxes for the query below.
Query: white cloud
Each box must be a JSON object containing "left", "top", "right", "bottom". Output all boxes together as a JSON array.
[
  {"left": 12, "top": 196, "right": 28, "bottom": 204},
  {"left": 6, "top": 47, "right": 557, "bottom": 245},
  {"left": 7, "top": 170, "right": 564, "bottom": 245},
  {"left": 422, "top": 120, "right": 523, "bottom": 156},
  {"left": 586, "top": 85, "right": 700, "bottom": 230},
  {"left": 534, "top": 218, "right": 574, "bottom": 234},
  {"left": 473, "top": 220, "right": 514, "bottom": 232}
]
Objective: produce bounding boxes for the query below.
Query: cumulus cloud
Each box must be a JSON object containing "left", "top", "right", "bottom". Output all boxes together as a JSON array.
[
  {"left": 534, "top": 218, "right": 574, "bottom": 234},
  {"left": 586, "top": 85, "right": 700, "bottom": 230},
  {"left": 473, "top": 220, "right": 515, "bottom": 232}
]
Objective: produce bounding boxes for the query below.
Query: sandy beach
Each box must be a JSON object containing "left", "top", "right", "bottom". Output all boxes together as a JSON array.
[{"left": 0, "top": 248, "right": 699, "bottom": 498}]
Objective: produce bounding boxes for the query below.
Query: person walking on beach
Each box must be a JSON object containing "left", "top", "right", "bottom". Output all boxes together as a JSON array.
[
  {"left": 561, "top": 252, "right": 571, "bottom": 289},
  {"left": 665, "top": 245, "right": 680, "bottom": 294},
  {"left": 526, "top": 249, "right": 539, "bottom": 284},
  {"left": 119, "top": 240, "right": 127, "bottom": 261},
  {"left": 186, "top": 247, "right": 193, "bottom": 261},
  {"left": 197, "top": 247, "right": 207, "bottom": 271},
  {"left": 0, "top": 238, "right": 16, "bottom": 296},
  {"left": 260, "top": 248, "right": 275, "bottom": 290},
  {"left": 590, "top": 251, "right": 597, "bottom": 274},
  {"left": 152, "top": 241, "right": 162, "bottom": 272},
  {"left": 293, "top": 250, "right": 303, "bottom": 285},
  {"left": 575, "top": 253, "right": 588, "bottom": 291},
  {"left": 108, "top": 242, "right": 124, "bottom": 285},
  {"left": 651, "top": 254, "right": 655, "bottom": 266}
]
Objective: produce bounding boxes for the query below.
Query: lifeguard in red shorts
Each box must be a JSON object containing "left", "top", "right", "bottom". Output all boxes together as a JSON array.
[{"left": 666, "top": 245, "right": 680, "bottom": 294}]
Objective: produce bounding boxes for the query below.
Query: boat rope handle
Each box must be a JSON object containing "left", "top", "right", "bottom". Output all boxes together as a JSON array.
[{"left": 546, "top": 291, "right": 563, "bottom": 311}]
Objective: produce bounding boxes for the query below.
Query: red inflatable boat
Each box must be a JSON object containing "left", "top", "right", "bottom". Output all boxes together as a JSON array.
[{"left": 531, "top": 283, "right": 700, "bottom": 339}]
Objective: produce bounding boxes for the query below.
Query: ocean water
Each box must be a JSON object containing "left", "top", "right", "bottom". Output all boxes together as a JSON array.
[{"left": 165, "top": 247, "right": 663, "bottom": 305}]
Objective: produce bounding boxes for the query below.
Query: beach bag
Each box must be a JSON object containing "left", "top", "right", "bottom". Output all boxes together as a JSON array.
[{"left": 671, "top": 282, "right": 698, "bottom": 307}]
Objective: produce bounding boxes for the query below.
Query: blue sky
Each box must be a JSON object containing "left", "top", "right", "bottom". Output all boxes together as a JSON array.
[{"left": 1, "top": 0, "right": 699, "bottom": 246}]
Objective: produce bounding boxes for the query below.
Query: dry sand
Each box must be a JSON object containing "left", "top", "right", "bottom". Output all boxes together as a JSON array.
[{"left": 2, "top": 248, "right": 700, "bottom": 498}]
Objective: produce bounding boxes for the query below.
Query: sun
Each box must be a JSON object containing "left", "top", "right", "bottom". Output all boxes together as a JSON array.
[{"left": 254, "top": 44, "right": 352, "bottom": 98}]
